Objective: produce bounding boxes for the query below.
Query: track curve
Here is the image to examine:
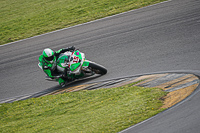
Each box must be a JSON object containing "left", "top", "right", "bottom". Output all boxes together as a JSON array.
[{"left": 0, "top": 0, "right": 200, "bottom": 132}]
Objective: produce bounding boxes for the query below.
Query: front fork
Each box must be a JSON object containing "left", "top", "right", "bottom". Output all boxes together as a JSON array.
[{"left": 81, "top": 60, "right": 96, "bottom": 76}]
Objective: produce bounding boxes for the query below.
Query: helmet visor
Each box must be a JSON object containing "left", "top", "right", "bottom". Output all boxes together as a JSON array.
[{"left": 44, "top": 55, "right": 54, "bottom": 61}]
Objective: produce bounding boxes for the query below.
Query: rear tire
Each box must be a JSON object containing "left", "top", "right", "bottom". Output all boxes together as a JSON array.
[{"left": 89, "top": 62, "right": 107, "bottom": 75}]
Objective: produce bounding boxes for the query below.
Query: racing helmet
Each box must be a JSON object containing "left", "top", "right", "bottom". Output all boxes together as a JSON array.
[{"left": 43, "top": 48, "right": 56, "bottom": 63}]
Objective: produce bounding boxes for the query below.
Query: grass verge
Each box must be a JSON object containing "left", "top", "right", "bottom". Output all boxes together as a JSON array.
[
  {"left": 0, "top": 0, "right": 166, "bottom": 45},
  {"left": 0, "top": 83, "right": 168, "bottom": 133}
]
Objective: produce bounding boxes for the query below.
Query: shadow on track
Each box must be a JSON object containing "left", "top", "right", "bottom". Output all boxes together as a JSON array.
[{"left": 28, "top": 74, "right": 102, "bottom": 98}]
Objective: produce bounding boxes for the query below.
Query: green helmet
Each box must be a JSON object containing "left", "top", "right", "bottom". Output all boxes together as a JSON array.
[{"left": 43, "top": 48, "right": 56, "bottom": 63}]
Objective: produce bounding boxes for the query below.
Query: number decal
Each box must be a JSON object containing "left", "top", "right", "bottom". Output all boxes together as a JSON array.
[{"left": 73, "top": 56, "right": 79, "bottom": 63}]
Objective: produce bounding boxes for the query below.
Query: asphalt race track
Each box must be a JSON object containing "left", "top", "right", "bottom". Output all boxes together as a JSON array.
[{"left": 0, "top": 0, "right": 200, "bottom": 132}]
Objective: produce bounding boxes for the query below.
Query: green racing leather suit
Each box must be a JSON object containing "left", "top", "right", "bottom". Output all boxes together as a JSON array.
[{"left": 38, "top": 46, "right": 75, "bottom": 85}]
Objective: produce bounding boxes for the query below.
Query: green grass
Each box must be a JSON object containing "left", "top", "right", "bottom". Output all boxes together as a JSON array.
[
  {"left": 0, "top": 83, "right": 168, "bottom": 133},
  {"left": 0, "top": 0, "right": 166, "bottom": 45}
]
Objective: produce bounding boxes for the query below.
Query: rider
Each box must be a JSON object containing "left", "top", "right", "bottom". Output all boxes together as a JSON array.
[{"left": 38, "top": 46, "right": 75, "bottom": 87}]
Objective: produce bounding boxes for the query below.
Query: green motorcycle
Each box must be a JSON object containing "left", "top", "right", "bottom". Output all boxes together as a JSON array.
[{"left": 42, "top": 50, "right": 107, "bottom": 83}]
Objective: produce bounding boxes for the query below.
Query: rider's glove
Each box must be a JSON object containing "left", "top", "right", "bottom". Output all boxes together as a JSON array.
[
  {"left": 68, "top": 46, "right": 75, "bottom": 51},
  {"left": 60, "top": 46, "right": 75, "bottom": 53}
]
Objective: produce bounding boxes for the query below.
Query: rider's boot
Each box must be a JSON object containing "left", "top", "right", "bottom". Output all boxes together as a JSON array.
[
  {"left": 60, "top": 82, "right": 66, "bottom": 87},
  {"left": 59, "top": 78, "right": 66, "bottom": 87}
]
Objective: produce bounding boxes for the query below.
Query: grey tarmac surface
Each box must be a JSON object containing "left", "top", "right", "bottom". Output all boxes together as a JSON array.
[
  {"left": 0, "top": 0, "right": 200, "bottom": 132},
  {"left": 1, "top": 72, "right": 198, "bottom": 104}
]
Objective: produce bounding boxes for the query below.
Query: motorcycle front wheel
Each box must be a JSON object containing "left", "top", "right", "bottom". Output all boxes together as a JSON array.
[{"left": 89, "top": 62, "right": 107, "bottom": 75}]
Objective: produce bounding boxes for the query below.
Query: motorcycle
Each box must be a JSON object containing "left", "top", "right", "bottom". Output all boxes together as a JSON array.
[{"left": 38, "top": 50, "right": 107, "bottom": 84}]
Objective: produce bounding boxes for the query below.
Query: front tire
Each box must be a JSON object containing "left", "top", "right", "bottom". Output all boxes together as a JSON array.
[{"left": 89, "top": 62, "right": 107, "bottom": 75}]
